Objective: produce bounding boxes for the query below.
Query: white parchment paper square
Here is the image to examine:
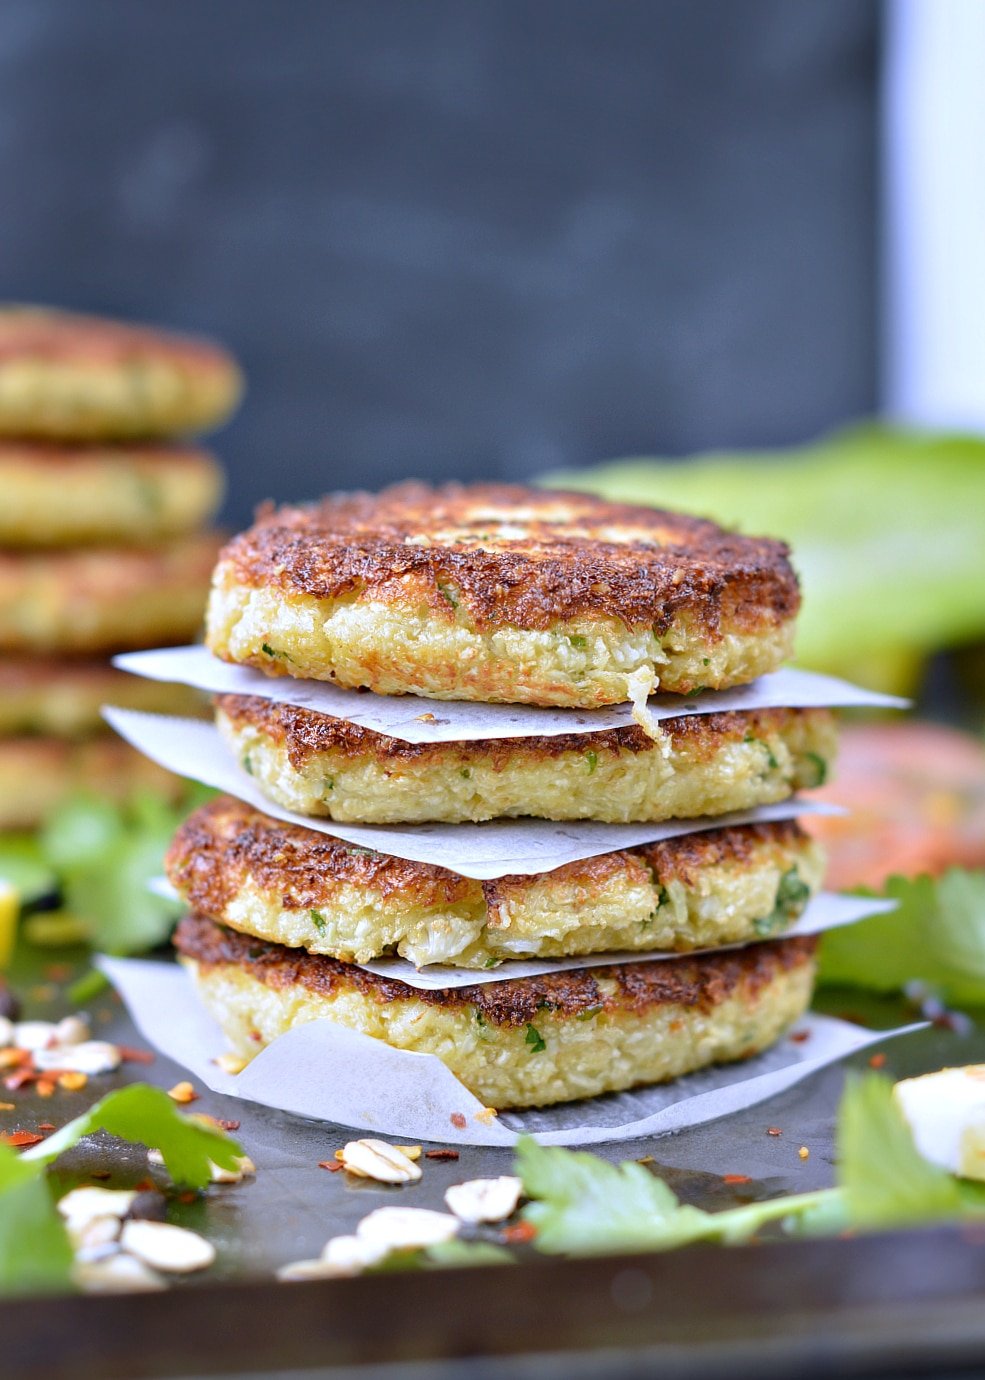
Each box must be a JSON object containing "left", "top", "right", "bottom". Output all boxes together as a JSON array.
[{"left": 113, "top": 646, "right": 907, "bottom": 744}]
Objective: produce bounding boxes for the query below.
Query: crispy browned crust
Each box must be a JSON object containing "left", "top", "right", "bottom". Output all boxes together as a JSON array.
[
  {"left": 166, "top": 794, "right": 811, "bottom": 921},
  {"left": 218, "top": 483, "right": 800, "bottom": 635},
  {"left": 0, "top": 306, "right": 235, "bottom": 373},
  {"left": 174, "top": 912, "right": 816, "bottom": 1026},
  {"left": 214, "top": 693, "right": 827, "bottom": 769}
]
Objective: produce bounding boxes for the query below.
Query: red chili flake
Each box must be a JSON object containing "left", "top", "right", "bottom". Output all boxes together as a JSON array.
[
  {"left": 4, "top": 1070, "right": 40, "bottom": 1091},
  {"left": 117, "top": 1046, "right": 155, "bottom": 1065},
  {"left": 723, "top": 1174, "right": 752, "bottom": 1185},
  {"left": 501, "top": 1221, "right": 537, "bottom": 1244},
  {"left": 43, "top": 964, "right": 72, "bottom": 983},
  {"left": 450, "top": 1113, "right": 467, "bottom": 1130},
  {"left": 36, "top": 1122, "right": 55, "bottom": 1133},
  {"left": 424, "top": 1149, "right": 460, "bottom": 1161},
  {"left": 248, "top": 1030, "right": 262, "bottom": 1043},
  {"left": 789, "top": 1030, "right": 811, "bottom": 1044},
  {"left": 869, "top": 1053, "right": 887, "bottom": 1069},
  {"left": 176, "top": 1191, "right": 198, "bottom": 1205},
  {"left": 318, "top": 1160, "right": 344, "bottom": 1172},
  {"left": 766, "top": 1127, "right": 783, "bottom": 1137},
  {"left": 218, "top": 1120, "right": 240, "bottom": 1132},
  {"left": 0, "top": 1131, "right": 44, "bottom": 1147},
  {"left": 134, "top": 1179, "right": 155, "bottom": 1192}
]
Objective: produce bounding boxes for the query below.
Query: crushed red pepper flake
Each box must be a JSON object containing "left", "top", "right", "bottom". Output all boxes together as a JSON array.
[
  {"left": 218, "top": 1119, "right": 241, "bottom": 1131},
  {"left": 318, "top": 1160, "right": 344, "bottom": 1172},
  {"left": 502, "top": 1221, "right": 537, "bottom": 1244},
  {"left": 723, "top": 1174, "right": 752, "bottom": 1185},
  {"left": 1, "top": 1131, "right": 44, "bottom": 1147},
  {"left": 36, "top": 1122, "right": 55, "bottom": 1133},
  {"left": 4, "top": 1071, "right": 39, "bottom": 1091},
  {"left": 869, "top": 1053, "right": 887, "bottom": 1069},
  {"left": 424, "top": 1149, "right": 460, "bottom": 1161},
  {"left": 176, "top": 1191, "right": 199, "bottom": 1205},
  {"left": 450, "top": 1113, "right": 467, "bottom": 1130},
  {"left": 117, "top": 1046, "right": 155, "bottom": 1065},
  {"left": 766, "top": 1127, "right": 783, "bottom": 1137},
  {"left": 43, "top": 965, "right": 72, "bottom": 983},
  {"left": 789, "top": 1030, "right": 811, "bottom": 1044}
]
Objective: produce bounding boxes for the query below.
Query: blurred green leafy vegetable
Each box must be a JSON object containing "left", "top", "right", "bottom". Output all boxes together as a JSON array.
[
  {"left": 0, "top": 786, "right": 211, "bottom": 956},
  {"left": 819, "top": 869, "right": 985, "bottom": 1006},
  {"left": 545, "top": 425, "right": 985, "bottom": 686}
]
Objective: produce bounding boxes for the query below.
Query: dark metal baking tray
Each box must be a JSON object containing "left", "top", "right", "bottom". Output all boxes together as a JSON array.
[{"left": 3, "top": 945, "right": 983, "bottom": 1380}]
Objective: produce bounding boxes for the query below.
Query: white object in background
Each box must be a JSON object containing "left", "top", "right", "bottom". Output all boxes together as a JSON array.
[
  {"left": 884, "top": 0, "right": 985, "bottom": 427},
  {"left": 895, "top": 1066, "right": 985, "bottom": 1181}
]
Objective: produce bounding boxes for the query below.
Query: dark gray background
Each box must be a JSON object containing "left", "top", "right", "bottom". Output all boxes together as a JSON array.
[{"left": 0, "top": 0, "right": 879, "bottom": 524}]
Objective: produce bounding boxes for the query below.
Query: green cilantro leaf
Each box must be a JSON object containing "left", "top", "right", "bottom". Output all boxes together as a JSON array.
[
  {"left": 39, "top": 791, "right": 195, "bottom": 955},
  {"left": 835, "top": 1073, "right": 973, "bottom": 1228},
  {"left": 423, "top": 1240, "right": 514, "bottom": 1269},
  {"left": 23, "top": 1084, "right": 244, "bottom": 1188},
  {"left": 517, "top": 1138, "right": 713, "bottom": 1253},
  {"left": 524, "top": 1025, "right": 547, "bottom": 1054},
  {"left": 819, "top": 869, "right": 985, "bottom": 1005},
  {"left": 0, "top": 1144, "right": 73, "bottom": 1294},
  {"left": 0, "top": 834, "right": 57, "bottom": 905}
]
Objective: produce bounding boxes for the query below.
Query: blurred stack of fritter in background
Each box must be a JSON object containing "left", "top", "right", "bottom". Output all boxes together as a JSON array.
[{"left": 0, "top": 306, "right": 242, "bottom": 830}]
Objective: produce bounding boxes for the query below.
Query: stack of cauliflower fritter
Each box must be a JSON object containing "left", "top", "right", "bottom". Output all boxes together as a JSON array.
[
  {"left": 0, "top": 306, "right": 242, "bottom": 828},
  {"left": 153, "top": 483, "right": 837, "bottom": 1111}
]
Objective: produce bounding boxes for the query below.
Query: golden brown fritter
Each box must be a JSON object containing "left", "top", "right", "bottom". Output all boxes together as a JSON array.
[
  {"left": 214, "top": 693, "right": 836, "bottom": 823},
  {"left": 206, "top": 483, "right": 800, "bottom": 705},
  {"left": 0, "top": 306, "right": 243, "bottom": 439},
  {"left": 0, "top": 441, "right": 223, "bottom": 546},
  {"left": 0, "top": 530, "right": 221, "bottom": 654},
  {"left": 166, "top": 795, "right": 825, "bottom": 966},
  {"left": 176, "top": 913, "right": 817, "bottom": 1108}
]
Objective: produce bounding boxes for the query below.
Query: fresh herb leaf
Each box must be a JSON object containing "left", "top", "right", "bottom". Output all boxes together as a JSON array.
[
  {"left": 38, "top": 791, "right": 200, "bottom": 955},
  {"left": 836, "top": 1073, "right": 969, "bottom": 1229},
  {"left": 23, "top": 1084, "right": 244, "bottom": 1188},
  {"left": 517, "top": 1139, "right": 714, "bottom": 1253},
  {"left": 423, "top": 1239, "right": 513, "bottom": 1269},
  {"left": 585, "top": 750, "right": 598, "bottom": 774},
  {"left": 0, "top": 835, "right": 57, "bottom": 905},
  {"left": 0, "top": 1143, "right": 72, "bottom": 1294},
  {"left": 569, "top": 635, "right": 588, "bottom": 649},
  {"left": 524, "top": 1024, "right": 546, "bottom": 1054},
  {"left": 819, "top": 869, "right": 985, "bottom": 1005},
  {"left": 515, "top": 1076, "right": 985, "bottom": 1263},
  {"left": 309, "top": 909, "right": 327, "bottom": 934}
]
